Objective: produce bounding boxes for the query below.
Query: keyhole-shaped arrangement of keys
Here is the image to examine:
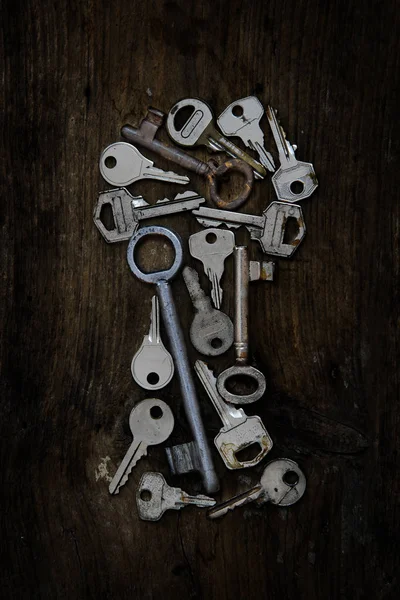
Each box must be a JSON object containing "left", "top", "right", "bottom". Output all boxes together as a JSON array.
[{"left": 94, "top": 96, "right": 318, "bottom": 521}]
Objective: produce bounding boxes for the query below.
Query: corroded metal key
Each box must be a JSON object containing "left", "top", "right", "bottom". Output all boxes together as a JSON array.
[{"left": 195, "top": 360, "right": 273, "bottom": 469}]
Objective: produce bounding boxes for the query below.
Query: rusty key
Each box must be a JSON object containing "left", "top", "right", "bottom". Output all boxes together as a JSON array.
[{"left": 121, "top": 108, "right": 253, "bottom": 210}]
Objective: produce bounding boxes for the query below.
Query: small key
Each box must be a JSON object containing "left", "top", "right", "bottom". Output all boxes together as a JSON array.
[
  {"left": 217, "top": 96, "right": 275, "bottom": 172},
  {"left": 267, "top": 106, "right": 318, "bottom": 202},
  {"left": 195, "top": 360, "right": 273, "bottom": 469},
  {"left": 131, "top": 296, "right": 174, "bottom": 390},
  {"left": 166, "top": 98, "right": 266, "bottom": 179},
  {"left": 189, "top": 228, "right": 235, "bottom": 309},
  {"left": 183, "top": 266, "right": 233, "bottom": 357},
  {"left": 193, "top": 201, "right": 306, "bottom": 258},
  {"left": 99, "top": 142, "right": 190, "bottom": 186},
  {"left": 136, "top": 472, "right": 216, "bottom": 521},
  {"left": 208, "top": 458, "right": 306, "bottom": 519},
  {"left": 94, "top": 189, "right": 206, "bottom": 243},
  {"left": 109, "top": 399, "right": 174, "bottom": 495},
  {"left": 121, "top": 108, "right": 254, "bottom": 210}
]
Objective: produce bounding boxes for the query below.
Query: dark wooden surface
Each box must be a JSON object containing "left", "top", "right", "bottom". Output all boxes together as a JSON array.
[{"left": 1, "top": 1, "right": 399, "bottom": 598}]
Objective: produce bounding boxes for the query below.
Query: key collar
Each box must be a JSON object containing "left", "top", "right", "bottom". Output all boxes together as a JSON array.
[{"left": 127, "top": 225, "right": 183, "bottom": 284}]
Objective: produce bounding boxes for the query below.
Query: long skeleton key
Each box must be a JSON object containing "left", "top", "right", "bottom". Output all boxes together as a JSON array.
[
  {"left": 195, "top": 360, "right": 273, "bottom": 469},
  {"left": 183, "top": 267, "right": 233, "bottom": 356},
  {"left": 121, "top": 108, "right": 254, "bottom": 210},
  {"left": 127, "top": 226, "right": 219, "bottom": 494},
  {"left": 109, "top": 399, "right": 174, "bottom": 495},
  {"left": 208, "top": 458, "right": 306, "bottom": 519},
  {"left": 94, "top": 188, "right": 205, "bottom": 243},
  {"left": 166, "top": 98, "right": 266, "bottom": 179},
  {"left": 267, "top": 106, "right": 318, "bottom": 202},
  {"left": 131, "top": 296, "right": 174, "bottom": 390},
  {"left": 217, "top": 96, "right": 275, "bottom": 172},
  {"left": 193, "top": 201, "right": 306, "bottom": 258},
  {"left": 99, "top": 142, "right": 190, "bottom": 187},
  {"left": 189, "top": 229, "right": 235, "bottom": 309},
  {"left": 136, "top": 472, "right": 216, "bottom": 521}
]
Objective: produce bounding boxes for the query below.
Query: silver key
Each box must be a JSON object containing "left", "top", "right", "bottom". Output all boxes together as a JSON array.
[
  {"left": 208, "top": 458, "right": 306, "bottom": 519},
  {"left": 188, "top": 229, "right": 235, "bottom": 309},
  {"left": 131, "top": 296, "right": 174, "bottom": 390},
  {"left": 94, "top": 189, "right": 206, "bottom": 243},
  {"left": 193, "top": 201, "right": 306, "bottom": 258},
  {"left": 109, "top": 399, "right": 174, "bottom": 495},
  {"left": 195, "top": 360, "right": 273, "bottom": 469},
  {"left": 266, "top": 106, "right": 318, "bottom": 202},
  {"left": 183, "top": 266, "right": 233, "bottom": 356},
  {"left": 217, "top": 96, "right": 275, "bottom": 172},
  {"left": 166, "top": 98, "right": 266, "bottom": 179},
  {"left": 136, "top": 472, "right": 216, "bottom": 521},
  {"left": 99, "top": 142, "right": 190, "bottom": 186}
]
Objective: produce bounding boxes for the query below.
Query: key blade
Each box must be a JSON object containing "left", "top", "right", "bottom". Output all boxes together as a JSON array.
[
  {"left": 207, "top": 484, "right": 264, "bottom": 519},
  {"left": 210, "top": 270, "right": 223, "bottom": 309},
  {"left": 109, "top": 440, "right": 147, "bottom": 495},
  {"left": 171, "top": 487, "right": 216, "bottom": 508},
  {"left": 253, "top": 141, "right": 276, "bottom": 172},
  {"left": 148, "top": 295, "right": 160, "bottom": 343},
  {"left": 266, "top": 106, "right": 292, "bottom": 164},
  {"left": 144, "top": 166, "right": 190, "bottom": 185},
  {"left": 132, "top": 192, "right": 205, "bottom": 222}
]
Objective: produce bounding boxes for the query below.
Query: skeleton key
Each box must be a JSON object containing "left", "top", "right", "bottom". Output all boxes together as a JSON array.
[
  {"left": 166, "top": 98, "right": 266, "bottom": 179},
  {"left": 109, "top": 399, "right": 174, "bottom": 495},
  {"left": 193, "top": 201, "right": 306, "bottom": 258},
  {"left": 94, "top": 189, "right": 205, "bottom": 243},
  {"left": 99, "top": 142, "right": 190, "bottom": 186},
  {"left": 195, "top": 360, "right": 273, "bottom": 469},
  {"left": 267, "top": 106, "right": 318, "bottom": 202},
  {"left": 189, "top": 228, "right": 235, "bottom": 309},
  {"left": 183, "top": 267, "right": 233, "bottom": 356},
  {"left": 217, "top": 96, "right": 275, "bottom": 172},
  {"left": 208, "top": 458, "right": 306, "bottom": 519},
  {"left": 136, "top": 472, "right": 216, "bottom": 521},
  {"left": 131, "top": 296, "right": 174, "bottom": 390},
  {"left": 121, "top": 108, "right": 254, "bottom": 210}
]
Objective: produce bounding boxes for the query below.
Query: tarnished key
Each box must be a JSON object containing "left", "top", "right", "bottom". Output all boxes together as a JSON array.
[
  {"left": 195, "top": 360, "right": 273, "bottom": 469},
  {"left": 208, "top": 458, "right": 306, "bottom": 519},
  {"left": 217, "top": 96, "right": 275, "bottom": 172},
  {"left": 94, "top": 189, "right": 206, "bottom": 243},
  {"left": 136, "top": 472, "right": 216, "bottom": 521},
  {"left": 166, "top": 98, "right": 266, "bottom": 179},
  {"left": 131, "top": 296, "right": 174, "bottom": 390},
  {"left": 121, "top": 108, "right": 254, "bottom": 210},
  {"left": 109, "top": 399, "right": 174, "bottom": 495},
  {"left": 193, "top": 201, "right": 306, "bottom": 258},
  {"left": 189, "top": 228, "right": 235, "bottom": 309},
  {"left": 267, "top": 106, "right": 318, "bottom": 202},
  {"left": 183, "top": 266, "right": 233, "bottom": 356},
  {"left": 99, "top": 142, "right": 190, "bottom": 186}
]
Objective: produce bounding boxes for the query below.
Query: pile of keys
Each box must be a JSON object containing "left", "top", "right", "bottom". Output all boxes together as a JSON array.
[{"left": 94, "top": 96, "right": 317, "bottom": 522}]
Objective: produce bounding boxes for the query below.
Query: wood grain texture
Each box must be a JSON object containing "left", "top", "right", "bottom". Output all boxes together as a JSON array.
[{"left": 1, "top": 0, "right": 399, "bottom": 598}]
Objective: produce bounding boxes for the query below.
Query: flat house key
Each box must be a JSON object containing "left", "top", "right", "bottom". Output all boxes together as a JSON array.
[
  {"left": 99, "top": 142, "right": 190, "bottom": 186},
  {"left": 136, "top": 472, "right": 216, "bottom": 522},
  {"left": 131, "top": 295, "right": 174, "bottom": 390},
  {"left": 109, "top": 399, "right": 174, "bottom": 495},
  {"left": 127, "top": 225, "right": 219, "bottom": 494},
  {"left": 217, "top": 246, "right": 272, "bottom": 405},
  {"left": 188, "top": 228, "right": 235, "bottom": 309},
  {"left": 195, "top": 360, "right": 273, "bottom": 469},
  {"left": 208, "top": 458, "right": 307, "bottom": 519},
  {"left": 121, "top": 108, "right": 254, "bottom": 210},
  {"left": 217, "top": 96, "right": 275, "bottom": 172},
  {"left": 193, "top": 201, "right": 306, "bottom": 258},
  {"left": 166, "top": 98, "right": 267, "bottom": 180},
  {"left": 267, "top": 106, "right": 318, "bottom": 202},
  {"left": 93, "top": 188, "right": 206, "bottom": 243},
  {"left": 182, "top": 266, "right": 233, "bottom": 357}
]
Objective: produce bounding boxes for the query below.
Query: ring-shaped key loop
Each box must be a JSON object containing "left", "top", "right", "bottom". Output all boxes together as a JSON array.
[
  {"left": 216, "top": 364, "right": 266, "bottom": 405},
  {"left": 207, "top": 159, "right": 254, "bottom": 210},
  {"left": 127, "top": 226, "right": 184, "bottom": 284}
]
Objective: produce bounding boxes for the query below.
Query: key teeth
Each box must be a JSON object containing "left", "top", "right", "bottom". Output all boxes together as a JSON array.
[{"left": 110, "top": 448, "right": 148, "bottom": 495}]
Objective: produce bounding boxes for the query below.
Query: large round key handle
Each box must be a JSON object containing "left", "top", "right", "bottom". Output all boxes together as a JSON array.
[
  {"left": 127, "top": 225, "right": 183, "bottom": 284},
  {"left": 217, "top": 364, "right": 266, "bottom": 405},
  {"left": 207, "top": 158, "right": 254, "bottom": 210}
]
